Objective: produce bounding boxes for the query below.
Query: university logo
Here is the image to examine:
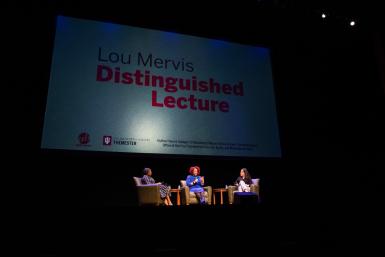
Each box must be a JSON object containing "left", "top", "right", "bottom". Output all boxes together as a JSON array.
[
  {"left": 78, "top": 132, "right": 90, "bottom": 145},
  {"left": 103, "top": 135, "right": 112, "bottom": 146}
]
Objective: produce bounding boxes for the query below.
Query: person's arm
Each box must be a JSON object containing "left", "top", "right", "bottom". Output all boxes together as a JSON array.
[
  {"left": 142, "top": 175, "right": 154, "bottom": 185},
  {"left": 198, "top": 176, "right": 204, "bottom": 186},
  {"left": 186, "top": 175, "right": 192, "bottom": 186},
  {"left": 149, "top": 177, "right": 157, "bottom": 184},
  {"left": 186, "top": 175, "right": 196, "bottom": 187}
]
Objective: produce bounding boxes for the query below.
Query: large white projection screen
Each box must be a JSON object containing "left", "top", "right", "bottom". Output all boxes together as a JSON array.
[{"left": 41, "top": 16, "right": 281, "bottom": 157}]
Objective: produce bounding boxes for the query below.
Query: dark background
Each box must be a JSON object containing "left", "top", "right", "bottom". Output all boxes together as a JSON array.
[{"left": 7, "top": 0, "right": 384, "bottom": 256}]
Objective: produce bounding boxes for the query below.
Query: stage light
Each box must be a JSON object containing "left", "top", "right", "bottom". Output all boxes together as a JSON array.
[
  {"left": 321, "top": 13, "right": 326, "bottom": 19},
  {"left": 350, "top": 20, "right": 356, "bottom": 26}
]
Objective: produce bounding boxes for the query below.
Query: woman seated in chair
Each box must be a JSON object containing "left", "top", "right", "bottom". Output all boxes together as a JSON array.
[
  {"left": 235, "top": 168, "right": 253, "bottom": 192},
  {"left": 141, "top": 168, "right": 173, "bottom": 206},
  {"left": 186, "top": 166, "right": 206, "bottom": 204}
]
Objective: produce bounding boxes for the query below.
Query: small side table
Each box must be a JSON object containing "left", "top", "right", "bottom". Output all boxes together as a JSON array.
[
  {"left": 213, "top": 188, "right": 227, "bottom": 205},
  {"left": 170, "top": 188, "right": 181, "bottom": 206}
]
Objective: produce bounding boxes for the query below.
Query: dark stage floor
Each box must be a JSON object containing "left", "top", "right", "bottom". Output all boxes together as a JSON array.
[{"left": 32, "top": 202, "right": 382, "bottom": 257}]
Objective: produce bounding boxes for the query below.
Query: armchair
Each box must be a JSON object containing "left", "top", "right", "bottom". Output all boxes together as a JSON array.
[
  {"left": 228, "top": 178, "right": 260, "bottom": 204},
  {"left": 180, "top": 180, "right": 212, "bottom": 205},
  {"left": 133, "top": 177, "right": 164, "bottom": 206}
]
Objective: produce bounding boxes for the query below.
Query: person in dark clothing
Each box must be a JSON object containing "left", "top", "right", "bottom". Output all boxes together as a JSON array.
[
  {"left": 235, "top": 168, "right": 252, "bottom": 192},
  {"left": 141, "top": 168, "right": 173, "bottom": 206}
]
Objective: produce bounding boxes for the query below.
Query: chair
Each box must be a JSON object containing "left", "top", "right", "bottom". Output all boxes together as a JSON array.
[
  {"left": 227, "top": 178, "right": 260, "bottom": 204},
  {"left": 180, "top": 180, "right": 212, "bottom": 205},
  {"left": 133, "top": 177, "right": 164, "bottom": 206}
]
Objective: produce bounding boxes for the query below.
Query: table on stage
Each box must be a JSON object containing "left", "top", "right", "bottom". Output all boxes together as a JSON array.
[
  {"left": 170, "top": 188, "right": 181, "bottom": 206},
  {"left": 213, "top": 188, "right": 227, "bottom": 205}
]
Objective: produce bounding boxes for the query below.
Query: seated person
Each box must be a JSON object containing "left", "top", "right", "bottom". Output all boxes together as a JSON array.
[
  {"left": 141, "top": 168, "right": 173, "bottom": 206},
  {"left": 235, "top": 168, "right": 253, "bottom": 192},
  {"left": 186, "top": 166, "right": 206, "bottom": 204}
]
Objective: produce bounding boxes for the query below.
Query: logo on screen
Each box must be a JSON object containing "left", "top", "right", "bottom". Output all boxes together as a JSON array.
[
  {"left": 78, "top": 132, "right": 90, "bottom": 145},
  {"left": 103, "top": 136, "right": 112, "bottom": 145}
]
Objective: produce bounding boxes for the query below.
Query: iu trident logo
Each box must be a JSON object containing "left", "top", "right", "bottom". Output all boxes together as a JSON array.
[
  {"left": 103, "top": 136, "right": 112, "bottom": 146},
  {"left": 78, "top": 132, "right": 90, "bottom": 145}
]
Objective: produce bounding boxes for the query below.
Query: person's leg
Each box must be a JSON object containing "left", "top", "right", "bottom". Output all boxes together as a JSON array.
[
  {"left": 199, "top": 192, "right": 206, "bottom": 204},
  {"left": 239, "top": 180, "right": 247, "bottom": 192},
  {"left": 194, "top": 192, "right": 202, "bottom": 204},
  {"left": 166, "top": 195, "right": 172, "bottom": 205},
  {"left": 166, "top": 187, "right": 173, "bottom": 205},
  {"left": 194, "top": 191, "right": 206, "bottom": 204},
  {"left": 194, "top": 192, "right": 200, "bottom": 203}
]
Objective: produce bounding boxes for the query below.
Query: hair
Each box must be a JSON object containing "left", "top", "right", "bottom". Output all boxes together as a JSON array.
[
  {"left": 241, "top": 168, "right": 251, "bottom": 181},
  {"left": 143, "top": 167, "right": 151, "bottom": 176},
  {"left": 189, "top": 166, "right": 200, "bottom": 175}
]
